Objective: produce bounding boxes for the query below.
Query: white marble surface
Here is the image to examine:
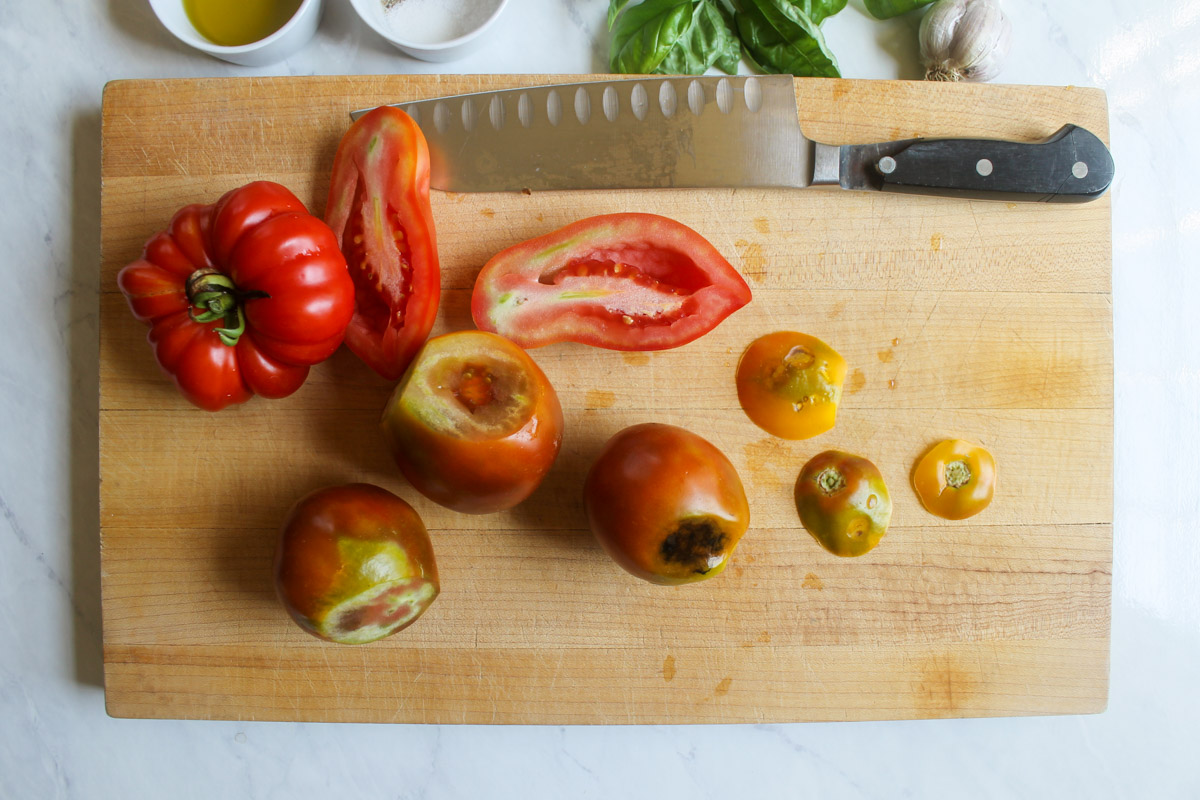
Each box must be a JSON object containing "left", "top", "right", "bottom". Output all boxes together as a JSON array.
[{"left": 2, "top": 0, "right": 1198, "bottom": 796}]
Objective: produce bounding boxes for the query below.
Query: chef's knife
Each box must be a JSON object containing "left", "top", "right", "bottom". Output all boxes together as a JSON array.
[{"left": 352, "top": 76, "right": 1113, "bottom": 203}]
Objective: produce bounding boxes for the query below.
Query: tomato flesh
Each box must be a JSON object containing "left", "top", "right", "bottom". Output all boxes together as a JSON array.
[
  {"left": 473, "top": 214, "right": 751, "bottom": 351},
  {"left": 342, "top": 193, "right": 413, "bottom": 336},
  {"left": 382, "top": 331, "right": 563, "bottom": 514}
]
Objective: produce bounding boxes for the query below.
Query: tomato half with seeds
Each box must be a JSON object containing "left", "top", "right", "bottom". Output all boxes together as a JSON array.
[
  {"left": 325, "top": 106, "right": 440, "bottom": 380},
  {"left": 736, "top": 331, "right": 846, "bottom": 440},
  {"left": 583, "top": 423, "right": 750, "bottom": 585},
  {"left": 912, "top": 439, "right": 996, "bottom": 520},
  {"left": 795, "top": 450, "right": 892, "bottom": 557},
  {"left": 471, "top": 214, "right": 752, "bottom": 351},
  {"left": 274, "top": 484, "right": 439, "bottom": 645},
  {"left": 381, "top": 330, "right": 564, "bottom": 514}
]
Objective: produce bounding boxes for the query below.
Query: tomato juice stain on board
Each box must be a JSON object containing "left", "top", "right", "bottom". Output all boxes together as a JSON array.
[
  {"left": 930, "top": 233, "right": 943, "bottom": 252},
  {"left": 847, "top": 368, "right": 866, "bottom": 394},
  {"left": 913, "top": 653, "right": 981, "bottom": 715},
  {"left": 877, "top": 349, "right": 894, "bottom": 363},
  {"left": 734, "top": 239, "right": 767, "bottom": 284},
  {"left": 742, "top": 438, "right": 794, "bottom": 492},
  {"left": 184, "top": 0, "right": 302, "bottom": 46},
  {"left": 585, "top": 389, "right": 616, "bottom": 409},
  {"left": 714, "top": 677, "right": 733, "bottom": 696},
  {"left": 623, "top": 352, "right": 650, "bottom": 366},
  {"left": 662, "top": 655, "right": 676, "bottom": 682}
]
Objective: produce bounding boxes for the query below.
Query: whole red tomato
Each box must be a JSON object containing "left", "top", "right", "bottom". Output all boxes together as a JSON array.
[
  {"left": 583, "top": 423, "right": 750, "bottom": 585},
  {"left": 325, "top": 106, "right": 440, "bottom": 381},
  {"left": 274, "top": 484, "right": 439, "bottom": 645},
  {"left": 472, "top": 213, "right": 752, "bottom": 351},
  {"left": 117, "top": 181, "right": 355, "bottom": 411},
  {"left": 381, "top": 330, "right": 564, "bottom": 514}
]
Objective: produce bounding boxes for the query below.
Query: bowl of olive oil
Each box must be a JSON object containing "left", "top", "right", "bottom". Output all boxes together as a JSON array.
[{"left": 148, "top": 0, "right": 323, "bottom": 66}]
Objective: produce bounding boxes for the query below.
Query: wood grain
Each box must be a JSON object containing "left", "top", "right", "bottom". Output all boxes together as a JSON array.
[{"left": 99, "top": 75, "right": 1113, "bottom": 723}]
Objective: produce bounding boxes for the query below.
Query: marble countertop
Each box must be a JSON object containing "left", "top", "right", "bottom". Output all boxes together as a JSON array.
[{"left": 3, "top": 0, "right": 1197, "bottom": 796}]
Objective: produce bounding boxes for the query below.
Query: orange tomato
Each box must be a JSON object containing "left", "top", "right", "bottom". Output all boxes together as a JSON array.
[
  {"left": 912, "top": 439, "right": 996, "bottom": 520},
  {"left": 735, "top": 331, "right": 846, "bottom": 440}
]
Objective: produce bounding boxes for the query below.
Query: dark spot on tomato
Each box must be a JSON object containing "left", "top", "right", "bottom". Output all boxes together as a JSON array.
[
  {"left": 660, "top": 518, "right": 728, "bottom": 573},
  {"left": 335, "top": 604, "right": 367, "bottom": 632}
]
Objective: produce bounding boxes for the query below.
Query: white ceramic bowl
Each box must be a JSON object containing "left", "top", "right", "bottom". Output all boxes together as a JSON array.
[
  {"left": 347, "top": 0, "right": 508, "bottom": 62},
  {"left": 147, "top": 0, "right": 324, "bottom": 67}
]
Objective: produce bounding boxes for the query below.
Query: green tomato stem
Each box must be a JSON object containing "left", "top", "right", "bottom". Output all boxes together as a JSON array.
[{"left": 184, "top": 268, "right": 267, "bottom": 348}]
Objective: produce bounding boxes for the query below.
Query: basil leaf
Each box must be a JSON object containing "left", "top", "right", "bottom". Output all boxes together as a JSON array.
[
  {"left": 611, "top": 0, "right": 741, "bottom": 76},
  {"left": 610, "top": 0, "right": 696, "bottom": 74},
  {"left": 608, "top": 0, "right": 634, "bottom": 29},
  {"left": 713, "top": 0, "right": 743, "bottom": 74},
  {"left": 795, "top": 0, "right": 846, "bottom": 25},
  {"left": 863, "top": 0, "right": 934, "bottom": 20},
  {"left": 735, "top": 0, "right": 840, "bottom": 78},
  {"left": 657, "top": 1, "right": 742, "bottom": 75}
]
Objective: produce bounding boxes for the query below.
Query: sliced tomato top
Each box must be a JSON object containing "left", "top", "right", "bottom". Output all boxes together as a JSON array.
[
  {"left": 470, "top": 214, "right": 752, "bottom": 351},
  {"left": 325, "top": 106, "right": 440, "bottom": 381}
]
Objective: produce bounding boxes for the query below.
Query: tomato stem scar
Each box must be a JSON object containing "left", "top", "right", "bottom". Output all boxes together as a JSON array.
[
  {"left": 945, "top": 460, "right": 972, "bottom": 489},
  {"left": 816, "top": 467, "right": 846, "bottom": 495}
]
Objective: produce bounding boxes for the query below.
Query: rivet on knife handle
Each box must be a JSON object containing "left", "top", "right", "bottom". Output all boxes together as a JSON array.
[{"left": 838, "top": 124, "right": 1114, "bottom": 203}]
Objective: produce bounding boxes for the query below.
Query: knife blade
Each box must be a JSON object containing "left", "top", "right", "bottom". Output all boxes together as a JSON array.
[{"left": 352, "top": 76, "right": 1113, "bottom": 203}]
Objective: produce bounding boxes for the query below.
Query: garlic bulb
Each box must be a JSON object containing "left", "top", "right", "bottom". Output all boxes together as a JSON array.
[{"left": 919, "top": 0, "right": 1012, "bottom": 82}]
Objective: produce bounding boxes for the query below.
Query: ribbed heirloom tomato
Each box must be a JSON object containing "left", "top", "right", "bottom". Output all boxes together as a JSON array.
[
  {"left": 117, "top": 181, "right": 355, "bottom": 410},
  {"left": 274, "top": 484, "right": 439, "bottom": 645},
  {"left": 583, "top": 423, "right": 750, "bottom": 585},
  {"left": 381, "top": 331, "right": 564, "bottom": 514}
]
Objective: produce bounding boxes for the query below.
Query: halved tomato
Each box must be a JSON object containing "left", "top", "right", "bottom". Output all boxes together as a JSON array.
[
  {"left": 381, "top": 330, "right": 564, "bottom": 514},
  {"left": 471, "top": 213, "right": 752, "bottom": 350},
  {"left": 325, "top": 106, "right": 440, "bottom": 381}
]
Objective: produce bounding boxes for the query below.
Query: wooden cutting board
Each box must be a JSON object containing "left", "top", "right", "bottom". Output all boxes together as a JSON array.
[{"left": 99, "top": 75, "right": 1112, "bottom": 723}]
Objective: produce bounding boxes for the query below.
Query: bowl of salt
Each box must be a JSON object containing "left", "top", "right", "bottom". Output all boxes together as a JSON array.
[{"left": 348, "top": 0, "right": 509, "bottom": 62}]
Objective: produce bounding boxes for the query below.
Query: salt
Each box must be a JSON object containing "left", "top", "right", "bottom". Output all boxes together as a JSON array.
[{"left": 383, "top": 0, "right": 500, "bottom": 44}]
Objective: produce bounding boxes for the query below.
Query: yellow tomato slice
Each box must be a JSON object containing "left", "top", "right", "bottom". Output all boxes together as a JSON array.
[
  {"left": 912, "top": 439, "right": 997, "bottom": 520},
  {"left": 736, "top": 331, "right": 847, "bottom": 440}
]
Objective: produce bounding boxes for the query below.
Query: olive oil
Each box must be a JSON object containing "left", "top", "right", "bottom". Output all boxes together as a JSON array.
[{"left": 183, "top": 0, "right": 303, "bottom": 47}]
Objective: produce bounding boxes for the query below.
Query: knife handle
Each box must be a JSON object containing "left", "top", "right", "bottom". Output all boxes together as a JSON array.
[{"left": 838, "top": 125, "right": 1114, "bottom": 203}]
